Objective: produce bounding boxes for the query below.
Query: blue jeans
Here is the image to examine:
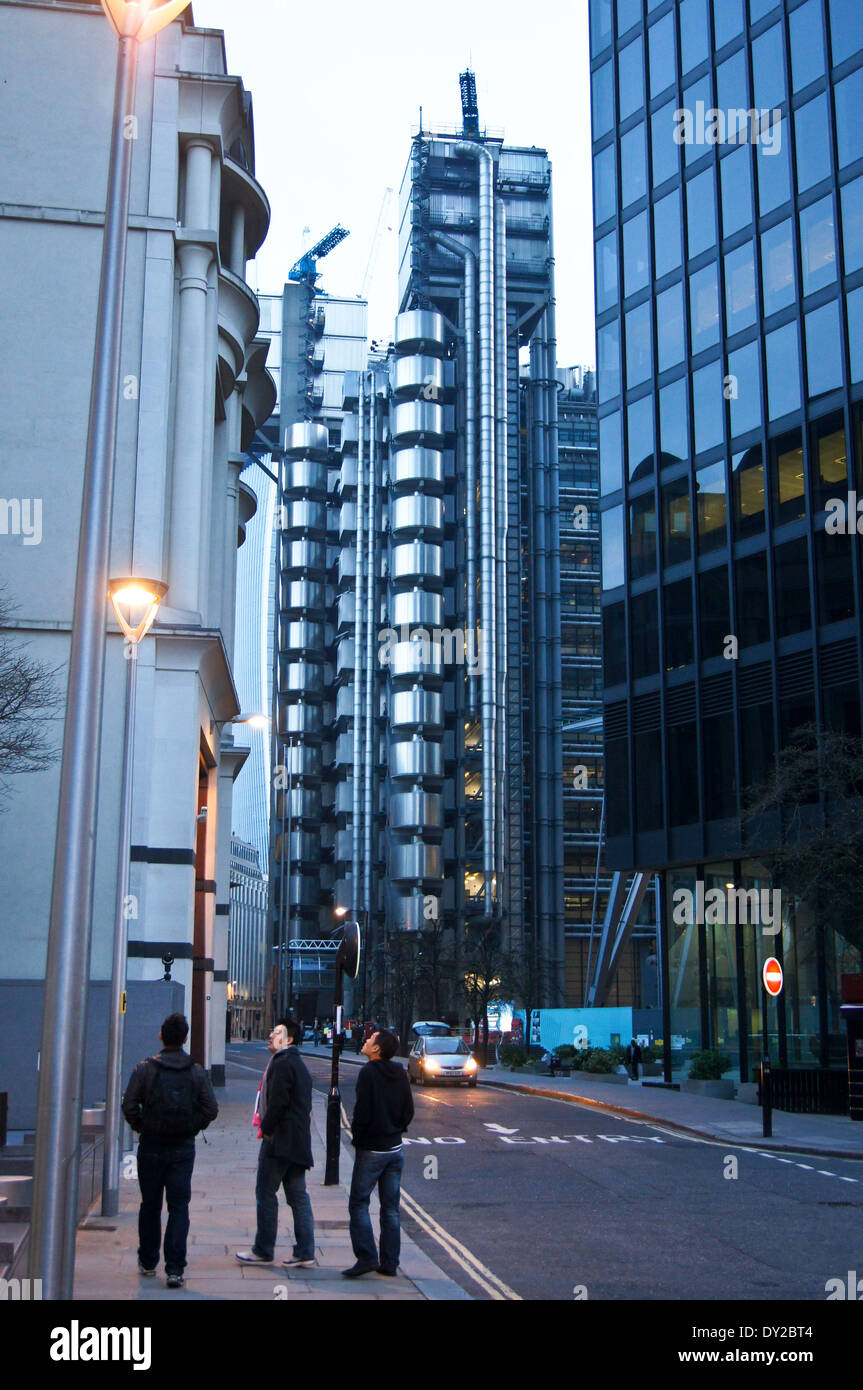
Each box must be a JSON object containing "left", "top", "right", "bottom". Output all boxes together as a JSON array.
[
  {"left": 348, "top": 1148, "right": 404, "bottom": 1270},
  {"left": 253, "top": 1141, "right": 315, "bottom": 1261},
  {"left": 137, "top": 1141, "right": 195, "bottom": 1276}
]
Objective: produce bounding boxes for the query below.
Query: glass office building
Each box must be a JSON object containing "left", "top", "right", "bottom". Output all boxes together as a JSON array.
[{"left": 592, "top": 0, "right": 863, "bottom": 1082}]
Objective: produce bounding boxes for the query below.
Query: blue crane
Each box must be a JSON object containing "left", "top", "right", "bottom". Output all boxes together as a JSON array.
[{"left": 288, "top": 224, "right": 350, "bottom": 284}]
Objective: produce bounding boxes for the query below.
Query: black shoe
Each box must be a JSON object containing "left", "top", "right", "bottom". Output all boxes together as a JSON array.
[
  {"left": 377, "top": 1265, "right": 397, "bottom": 1276},
  {"left": 166, "top": 1273, "right": 184, "bottom": 1289},
  {"left": 342, "top": 1261, "right": 377, "bottom": 1278}
]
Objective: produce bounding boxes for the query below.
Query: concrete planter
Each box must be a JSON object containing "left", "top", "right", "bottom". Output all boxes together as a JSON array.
[
  {"left": 681, "top": 1078, "right": 735, "bottom": 1100},
  {"left": 642, "top": 1062, "right": 663, "bottom": 1077},
  {"left": 577, "top": 1070, "right": 630, "bottom": 1086}
]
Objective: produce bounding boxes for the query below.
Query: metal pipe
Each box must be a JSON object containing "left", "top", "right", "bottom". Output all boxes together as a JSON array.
[
  {"left": 545, "top": 187, "right": 565, "bottom": 1005},
  {"left": 30, "top": 35, "right": 138, "bottom": 1301},
  {"left": 494, "top": 198, "right": 508, "bottom": 913},
  {"left": 457, "top": 141, "right": 495, "bottom": 913},
  {"left": 363, "top": 376, "right": 376, "bottom": 963},
  {"left": 429, "top": 232, "right": 478, "bottom": 717},
  {"left": 101, "top": 643, "right": 138, "bottom": 1216},
  {"left": 352, "top": 376, "right": 366, "bottom": 920},
  {"left": 531, "top": 325, "right": 552, "bottom": 973}
]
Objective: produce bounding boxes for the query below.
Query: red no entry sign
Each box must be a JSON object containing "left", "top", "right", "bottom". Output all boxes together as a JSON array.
[{"left": 762, "top": 957, "right": 783, "bottom": 997}]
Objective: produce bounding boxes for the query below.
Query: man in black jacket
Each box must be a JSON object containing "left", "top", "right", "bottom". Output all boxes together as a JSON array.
[
  {"left": 343, "top": 1028, "right": 414, "bottom": 1279},
  {"left": 236, "top": 1017, "right": 316, "bottom": 1268},
  {"left": 122, "top": 1013, "right": 218, "bottom": 1288}
]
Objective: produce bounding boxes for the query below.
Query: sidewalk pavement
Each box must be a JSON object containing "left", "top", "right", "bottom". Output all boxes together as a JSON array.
[
  {"left": 300, "top": 1047, "right": 863, "bottom": 1160},
  {"left": 73, "top": 1067, "right": 470, "bottom": 1302}
]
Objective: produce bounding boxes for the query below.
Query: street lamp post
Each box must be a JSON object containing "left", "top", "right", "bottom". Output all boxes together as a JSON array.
[
  {"left": 101, "top": 580, "right": 166, "bottom": 1217},
  {"left": 29, "top": 0, "right": 191, "bottom": 1302},
  {"left": 324, "top": 920, "right": 361, "bottom": 1186}
]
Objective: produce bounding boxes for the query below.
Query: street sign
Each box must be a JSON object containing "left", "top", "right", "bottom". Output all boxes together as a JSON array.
[{"left": 762, "top": 957, "right": 783, "bottom": 997}]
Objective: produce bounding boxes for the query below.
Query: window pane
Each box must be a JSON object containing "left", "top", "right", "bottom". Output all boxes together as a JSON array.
[
  {"left": 752, "top": 23, "right": 786, "bottom": 112},
  {"left": 683, "top": 75, "right": 713, "bottom": 166},
  {"left": 749, "top": 0, "right": 780, "bottom": 21},
  {"left": 652, "top": 101, "right": 681, "bottom": 187},
  {"left": 841, "top": 175, "right": 863, "bottom": 274},
  {"left": 830, "top": 0, "right": 863, "bottom": 66},
  {"left": 849, "top": 286, "right": 863, "bottom": 383},
  {"left": 630, "top": 493, "right": 658, "bottom": 578},
  {"left": 664, "top": 579, "right": 694, "bottom": 669},
  {"left": 680, "top": 0, "right": 709, "bottom": 74},
  {"left": 601, "top": 504, "right": 625, "bottom": 589},
  {"left": 717, "top": 50, "right": 749, "bottom": 140},
  {"left": 836, "top": 70, "right": 863, "bottom": 169},
  {"left": 771, "top": 427, "right": 806, "bottom": 524},
  {"left": 618, "top": 0, "right": 641, "bottom": 35},
  {"left": 812, "top": 414, "right": 849, "bottom": 509},
  {"left": 668, "top": 723, "right": 699, "bottom": 825},
  {"left": 623, "top": 212, "right": 650, "bottom": 295},
  {"left": 592, "top": 61, "right": 614, "bottom": 139},
  {"left": 765, "top": 321, "right": 802, "bottom": 419},
  {"left": 662, "top": 478, "right": 692, "bottom": 566},
  {"left": 795, "top": 97, "right": 831, "bottom": 195},
  {"left": 800, "top": 195, "right": 837, "bottom": 295},
  {"left": 774, "top": 538, "right": 811, "bottom": 637},
  {"left": 628, "top": 395, "right": 656, "bottom": 481},
  {"left": 714, "top": 0, "right": 744, "bottom": 50},
  {"left": 814, "top": 529, "right": 855, "bottom": 625},
  {"left": 692, "top": 360, "right": 725, "bottom": 454},
  {"left": 690, "top": 263, "right": 720, "bottom": 354},
  {"left": 789, "top": 0, "right": 826, "bottom": 90},
  {"left": 660, "top": 378, "right": 689, "bottom": 463},
  {"left": 699, "top": 565, "right": 730, "bottom": 660},
  {"left": 761, "top": 220, "right": 795, "bottom": 316},
  {"left": 626, "top": 301, "right": 653, "bottom": 387},
  {"left": 589, "top": 0, "right": 613, "bottom": 56},
  {"left": 598, "top": 319, "right": 621, "bottom": 403},
  {"left": 721, "top": 144, "right": 753, "bottom": 236},
  {"left": 732, "top": 446, "right": 766, "bottom": 537},
  {"left": 649, "top": 12, "right": 676, "bottom": 98},
  {"left": 703, "top": 713, "right": 736, "bottom": 820},
  {"left": 696, "top": 459, "right": 728, "bottom": 552},
  {"left": 756, "top": 120, "right": 791, "bottom": 214},
  {"left": 635, "top": 731, "right": 663, "bottom": 830},
  {"left": 631, "top": 590, "right": 659, "bottom": 678},
  {"left": 728, "top": 342, "right": 762, "bottom": 437},
  {"left": 621, "top": 124, "right": 647, "bottom": 206},
  {"left": 725, "top": 242, "right": 757, "bottom": 334},
  {"left": 687, "top": 169, "right": 717, "bottom": 259},
  {"left": 603, "top": 602, "right": 626, "bottom": 685},
  {"left": 594, "top": 145, "right": 617, "bottom": 226},
  {"left": 806, "top": 302, "right": 844, "bottom": 397},
  {"left": 600, "top": 411, "right": 623, "bottom": 494},
  {"left": 619, "top": 36, "right": 645, "bottom": 122},
  {"left": 596, "top": 231, "right": 619, "bottom": 313},
  {"left": 657, "top": 282, "right": 686, "bottom": 371},
  {"left": 654, "top": 188, "right": 683, "bottom": 278},
  {"left": 735, "top": 551, "right": 771, "bottom": 645}
]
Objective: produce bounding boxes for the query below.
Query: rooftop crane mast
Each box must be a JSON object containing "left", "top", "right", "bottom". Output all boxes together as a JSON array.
[{"left": 288, "top": 223, "right": 350, "bottom": 284}]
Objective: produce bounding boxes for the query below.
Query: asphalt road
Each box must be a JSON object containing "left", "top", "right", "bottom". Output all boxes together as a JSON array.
[{"left": 227, "top": 1043, "right": 863, "bottom": 1303}]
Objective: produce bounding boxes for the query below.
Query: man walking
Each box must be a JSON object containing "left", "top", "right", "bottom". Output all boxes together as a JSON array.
[
  {"left": 236, "top": 1017, "right": 316, "bottom": 1269},
  {"left": 122, "top": 1013, "right": 218, "bottom": 1288},
  {"left": 625, "top": 1037, "right": 643, "bottom": 1081},
  {"left": 343, "top": 1028, "right": 414, "bottom": 1279}
]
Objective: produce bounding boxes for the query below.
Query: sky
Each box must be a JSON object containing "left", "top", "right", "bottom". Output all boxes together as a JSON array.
[{"left": 193, "top": 0, "right": 597, "bottom": 370}]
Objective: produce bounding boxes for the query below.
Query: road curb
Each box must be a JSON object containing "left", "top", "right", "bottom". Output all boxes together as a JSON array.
[{"left": 477, "top": 1078, "right": 863, "bottom": 1162}]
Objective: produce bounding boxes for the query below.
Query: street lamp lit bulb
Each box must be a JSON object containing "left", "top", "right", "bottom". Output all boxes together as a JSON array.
[
  {"left": 100, "top": 0, "right": 191, "bottom": 42},
  {"left": 108, "top": 577, "right": 167, "bottom": 645}
]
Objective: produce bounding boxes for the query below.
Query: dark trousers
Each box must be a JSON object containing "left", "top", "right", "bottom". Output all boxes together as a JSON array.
[
  {"left": 253, "top": 1140, "right": 315, "bottom": 1261},
  {"left": 137, "top": 1141, "right": 195, "bottom": 1275},
  {"left": 348, "top": 1148, "right": 404, "bottom": 1270}
]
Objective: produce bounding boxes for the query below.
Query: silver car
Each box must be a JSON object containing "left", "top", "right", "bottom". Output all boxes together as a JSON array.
[{"left": 408, "top": 1036, "right": 478, "bottom": 1087}]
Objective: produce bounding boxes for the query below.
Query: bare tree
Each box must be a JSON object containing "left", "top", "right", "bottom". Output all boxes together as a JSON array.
[
  {"left": 0, "top": 586, "right": 61, "bottom": 807},
  {"left": 460, "top": 925, "right": 511, "bottom": 1066}
]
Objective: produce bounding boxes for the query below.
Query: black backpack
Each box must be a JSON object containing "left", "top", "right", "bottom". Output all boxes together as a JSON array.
[{"left": 142, "top": 1059, "right": 199, "bottom": 1142}]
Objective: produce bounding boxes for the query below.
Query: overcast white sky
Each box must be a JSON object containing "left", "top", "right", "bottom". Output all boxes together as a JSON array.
[{"left": 193, "top": 0, "right": 596, "bottom": 369}]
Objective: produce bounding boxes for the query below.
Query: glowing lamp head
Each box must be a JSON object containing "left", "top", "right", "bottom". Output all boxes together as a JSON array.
[
  {"left": 108, "top": 578, "right": 167, "bottom": 644},
  {"left": 100, "top": 0, "right": 191, "bottom": 42}
]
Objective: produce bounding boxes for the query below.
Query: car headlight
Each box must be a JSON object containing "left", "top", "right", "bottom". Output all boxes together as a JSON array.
[
  {"left": 424, "top": 1058, "right": 440, "bottom": 1071},
  {"left": 465, "top": 1057, "right": 477, "bottom": 1071}
]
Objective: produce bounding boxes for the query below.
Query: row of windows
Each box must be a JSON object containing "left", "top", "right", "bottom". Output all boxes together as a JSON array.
[{"left": 604, "top": 526, "right": 857, "bottom": 687}]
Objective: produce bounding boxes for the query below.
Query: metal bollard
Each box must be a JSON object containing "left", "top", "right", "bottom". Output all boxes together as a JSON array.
[{"left": 760, "top": 1055, "right": 773, "bottom": 1139}]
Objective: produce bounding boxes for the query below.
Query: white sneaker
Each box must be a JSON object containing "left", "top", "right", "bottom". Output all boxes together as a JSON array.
[
  {"left": 282, "top": 1255, "right": 317, "bottom": 1268},
  {"left": 235, "top": 1249, "right": 273, "bottom": 1264}
]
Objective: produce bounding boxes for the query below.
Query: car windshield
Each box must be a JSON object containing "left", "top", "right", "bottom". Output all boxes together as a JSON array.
[{"left": 426, "top": 1039, "right": 468, "bottom": 1055}]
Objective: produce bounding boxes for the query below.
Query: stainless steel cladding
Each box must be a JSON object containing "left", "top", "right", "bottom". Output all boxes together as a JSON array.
[
  {"left": 279, "top": 703, "right": 322, "bottom": 738},
  {"left": 280, "top": 620, "right": 326, "bottom": 655},
  {"left": 281, "top": 540, "right": 326, "bottom": 574},
  {"left": 391, "top": 494, "right": 444, "bottom": 538},
  {"left": 391, "top": 689, "right": 443, "bottom": 729},
  {"left": 391, "top": 640, "right": 444, "bottom": 681},
  {"left": 391, "top": 589, "right": 444, "bottom": 628},
  {"left": 284, "top": 421, "right": 329, "bottom": 456},
  {"left": 389, "top": 792, "right": 443, "bottom": 832},
  {"left": 391, "top": 401, "right": 446, "bottom": 447},
  {"left": 338, "top": 501, "right": 358, "bottom": 537},
  {"left": 336, "top": 591, "right": 356, "bottom": 632},
  {"left": 275, "top": 787, "right": 322, "bottom": 823},
  {"left": 280, "top": 500, "right": 327, "bottom": 537},
  {"left": 274, "top": 830, "right": 320, "bottom": 864},
  {"left": 390, "top": 893, "right": 429, "bottom": 932},
  {"left": 389, "top": 739, "right": 444, "bottom": 780},
  {"left": 393, "top": 355, "right": 446, "bottom": 401},
  {"left": 392, "top": 542, "right": 443, "bottom": 584},
  {"left": 280, "top": 661, "right": 325, "bottom": 698},
  {"left": 390, "top": 447, "right": 444, "bottom": 492},
  {"left": 281, "top": 579, "right": 326, "bottom": 616},
  {"left": 390, "top": 843, "right": 444, "bottom": 883},
  {"left": 284, "top": 457, "right": 328, "bottom": 496},
  {"left": 394, "top": 309, "right": 447, "bottom": 355}
]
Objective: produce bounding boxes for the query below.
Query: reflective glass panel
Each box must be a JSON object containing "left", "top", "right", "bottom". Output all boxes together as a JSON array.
[
  {"left": 761, "top": 220, "right": 795, "bottom": 316},
  {"left": 830, "top": 0, "right": 863, "bottom": 66},
  {"left": 774, "top": 538, "right": 811, "bottom": 638},
  {"left": 749, "top": 0, "right": 780, "bottom": 20},
  {"left": 771, "top": 428, "right": 806, "bottom": 524},
  {"left": 800, "top": 195, "right": 837, "bottom": 295},
  {"left": 765, "top": 321, "right": 802, "bottom": 420},
  {"left": 621, "top": 123, "right": 648, "bottom": 206},
  {"left": 752, "top": 23, "right": 786, "bottom": 111},
  {"left": 603, "top": 602, "right": 626, "bottom": 685},
  {"left": 652, "top": 101, "right": 681, "bottom": 187},
  {"left": 696, "top": 459, "right": 728, "bottom": 552},
  {"left": 680, "top": 0, "right": 709, "bottom": 74},
  {"left": 756, "top": 121, "right": 791, "bottom": 214},
  {"left": 699, "top": 566, "right": 731, "bottom": 660},
  {"left": 736, "top": 551, "right": 771, "bottom": 644},
  {"left": 657, "top": 282, "right": 686, "bottom": 371},
  {"left": 714, "top": 0, "right": 744, "bottom": 49},
  {"left": 600, "top": 411, "right": 623, "bottom": 494},
  {"left": 687, "top": 168, "right": 718, "bottom": 259},
  {"left": 812, "top": 414, "right": 849, "bottom": 508},
  {"left": 631, "top": 590, "right": 659, "bottom": 678},
  {"left": 815, "top": 528, "right": 855, "bottom": 624},
  {"left": 654, "top": 188, "right": 683, "bottom": 278},
  {"left": 623, "top": 212, "right": 650, "bottom": 295},
  {"left": 619, "top": 36, "right": 645, "bottom": 122},
  {"left": 598, "top": 319, "right": 621, "bottom": 403},
  {"left": 662, "top": 478, "right": 692, "bottom": 566},
  {"left": 732, "top": 446, "right": 766, "bottom": 537},
  {"left": 806, "top": 302, "right": 844, "bottom": 397},
  {"left": 630, "top": 493, "right": 658, "bottom": 578},
  {"left": 721, "top": 143, "right": 754, "bottom": 236},
  {"left": 601, "top": 504, "right": 625, "bottom": 589},
  {"left": 728, "top": 342, "right": 762, "bottom": 438},
  {"left": 649, "top": 12, "right": 676, "bottom": 98},
  {"left": 841, "top": 175, "right": 863, "bottom": 274},
  {"left": 618, "top": 0, "right": 641, "bottom": 35},
  {"left": 589, "top": 0, "right": 613, "bottom": 55},
  {"left": 594, "top": 145, "right": 617, "bottom": 226},
  {"left": 626, "top": 301, "right": 653, "bottom": 387},
  {"left": 836, "top": 70, "right": 863, "bottom": 168},
  {"left": 725, "top": 241, "right": 757, "bottom": 334},
  {"left": 683, "top": 75, "right": 714, "bottom": 165},
  {"left": 717, "top": 50, "right": 749, "bottom": 141},
  {"left": 789, "top": 0, "right": 826, "bottom": 92},
  {"left": 693, "top": 360, "right": 725, "bottom": 454},
  {"left": 664, "top": 579, "right": 694, "bottom": 669},
  {"left": 596, "top": 230, "right": 619, "bottom": 313},
  {"left": 849, "top": 286, "right": 863, "bottom": 383},
  {"left": 690, "top": 263, "right": 720, "bottom": 354},
  {"left": 592, "top": 61, "right": 614, "bottom": 138},
  {"left": 795, "top": 96, "right": 832, "bottom": 193},
  {"left": 660, "top": 378, "right": 689, "bottom": 463},
  {"left": 628, "top": 394, "right": 656, "bottom": 482}
]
